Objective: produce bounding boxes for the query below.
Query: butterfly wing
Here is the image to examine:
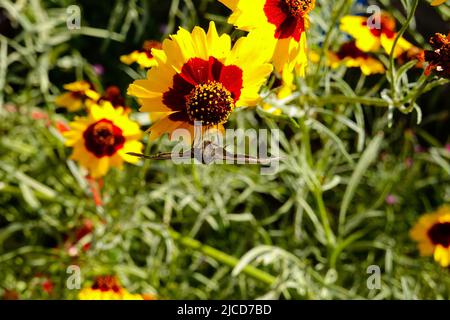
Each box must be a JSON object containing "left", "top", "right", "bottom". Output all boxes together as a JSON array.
[
  {"left": 220, "top": 149, "right": 281, "bottom": 165},
  {"left": 127, "top": 151, "right": 193, "bottom": 161}
]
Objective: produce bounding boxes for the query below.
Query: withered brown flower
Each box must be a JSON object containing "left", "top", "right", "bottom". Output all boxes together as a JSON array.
[{"left": 423, "top": 33, "right": 450, "bottom": 79}]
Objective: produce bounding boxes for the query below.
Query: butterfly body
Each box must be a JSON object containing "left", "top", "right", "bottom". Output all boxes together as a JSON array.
[{"left": 127, "top": 140, "right": 281, "bottom": 165}]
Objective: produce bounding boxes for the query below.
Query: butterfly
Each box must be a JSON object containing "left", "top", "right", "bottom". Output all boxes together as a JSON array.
[{"left": 127, "top": 140, "right": 281, "bottom": 165}]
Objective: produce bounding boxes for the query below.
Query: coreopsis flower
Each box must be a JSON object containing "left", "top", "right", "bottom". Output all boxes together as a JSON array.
[
  {"left": 120, "top": 40, "right": 162, "bottom": 69},
  {"left": 218, "top": 0, "right": 313, "bottom": 74},
  {"left": 340, "top": 13, "right": 412, "bottom": 57},
  {"left": 55, "top": 81, "right": 100, "bottom": 112},
  {"left": 64, "top": 103, "right": 143, "bottom": 178},
  {"left": 422, "top": 33, "right": 450, "bottom": 79},
  {"left": 128, "top": 22, "right": 273, "bottom": 141},
  {"left": 329, "top": 41, "right": 385, "bottom": 75},
  {"left": 410, "top": 205, "right": 450, "bottom": 267},
  {"left": 78, "top": 276, "right": 144, "bottom": 300}
]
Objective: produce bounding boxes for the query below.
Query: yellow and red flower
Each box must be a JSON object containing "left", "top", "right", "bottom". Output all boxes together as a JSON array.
[
  {"left": 55, "top": 81, "right": 100, "bottom": 112},
  {"left": 127, "top": 21, "right": 273, "bottom": 141},
  {"left": 120, "top": 40, "right": 162, "bottom": 69},
  {"left": 78, "top": 276, "right": 144, "bottom": 300},
  {"left": 340, "top": 13, "right": 412, "bottom": 57},
  {"left": 64, "top": 103, "right": 143, "bottom": 178},
  {"left": 219, "top": 0, "right": 313, "bottom": 75},
  {"left": 329, "top": 41, "right": 385, "bottom": 75},
  {"left": 410, "top": 205, "right": 450, "bottom": 267}
]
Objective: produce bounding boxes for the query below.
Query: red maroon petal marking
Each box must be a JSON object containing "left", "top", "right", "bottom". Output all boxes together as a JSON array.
[
  {"left": 264, "top": 0, "right": 305, "bottom": 41},
  {"left": 163, "top": 57, "right": 243, "bottom": 118}
]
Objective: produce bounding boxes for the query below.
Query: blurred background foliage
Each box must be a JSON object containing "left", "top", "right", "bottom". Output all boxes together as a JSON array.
[{"left": 0, "top": 0, "right": 449, "bottom": 299}]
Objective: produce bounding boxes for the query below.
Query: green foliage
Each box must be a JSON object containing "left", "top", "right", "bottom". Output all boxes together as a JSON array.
[{"left": 0, "top": 0, "right": 449, "bottom": 300}]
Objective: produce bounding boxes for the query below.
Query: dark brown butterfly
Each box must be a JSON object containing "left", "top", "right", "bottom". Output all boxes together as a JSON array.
[{"left": 127, "top": 140, "right": 281, "bottom": 165}]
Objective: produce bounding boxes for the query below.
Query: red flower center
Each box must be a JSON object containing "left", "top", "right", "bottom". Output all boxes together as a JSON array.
[
  {"left": 362, "top": 15, "right": 396, "bottom": 39},
  {"left": 83, "top": 119, "right": 125, "bottom": 158},
  {"left": 92, "top": 276, "right": 121, "bottom": 293},
  {"left": 264, "top": 0, "right": 310, "bottom": 41},
  {"left": 163, "top": 57, "right": 243, "bottom": 126},
  {"left": 428, "top": 222, "right": 450, "bottom": 248},
  {"left": 337, "top": 41, "right": 369, "bottom": 60}
]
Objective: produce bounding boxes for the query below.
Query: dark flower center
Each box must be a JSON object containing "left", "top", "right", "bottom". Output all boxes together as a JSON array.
[
  {"left": 284, "top": 0, "right": 314, "bottom": 18},
  {"left": 186, "top": 80, "right": 235, "bottom": 125},
  {"left": 83, "top": 119, "right": 125, "bottom": 158},
  {"left": 99, "top": 86, "right": 125, "bottom": 108},
  {"left": 69, "top": 82, "right": 94, "bottom": 101},
  {"left": 70, "top": 91, "right": 84, "bottom": 99},
  {"left": 162, "top": 57, "right": 243, "bottom": 126},
  {"left": 337, "top": 41, "right": 369, "bottom": 60},
  {"left": 92, "top": 276, "right": 121, "bottom": 293},
  {"left": 428, "top": 222, "right": 450, "bottom": 248}
]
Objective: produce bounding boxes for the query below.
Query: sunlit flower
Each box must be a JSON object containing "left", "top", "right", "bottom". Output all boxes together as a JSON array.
[
  {"left": 329, "top": 41, "right": 385, "bottom": 75},
  {"left": 64, "top": 103, "right": 143, "bottom": 178},
  {"left": 410, "top": 205, "right": 450, "bottom": 267},
  {"left": 219, "top": 0, "right": 313, "bottom": 75},
  {"left": 422, "top": 32, "right": 450, "bottom": 79},
  {"left": 78, "top": 276, "right": 144, "bottom": 300},
  {"left": 340, "top": 13, "right": 412, "bottom": 57},
  {"left": 55, "top": 81, "right": 100, "bottom": 112},
  {"left": 120, "top": 40, "right": 162, "bottom": 69},
  {"left": 128, "top": 22, "right": 273, "bottom": 141}
]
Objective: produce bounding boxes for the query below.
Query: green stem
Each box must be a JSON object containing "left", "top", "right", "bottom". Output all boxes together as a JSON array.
[
  {"left": 299, "top": 117, "right": 335, "bottom": 248},
  {"left": 387, "top": 0, "right": 420, "bottom": 100},
  {"left": 307, "top": 95, "right": 391, "bottom": 107},
  {"left": 314, "top": 189, "right": 335, "bottom": 248},
  {"left": 313, "top": 0, "right": 352, "bottom": 84},
  {"left": 168, "top": 229, "right": 276, "bottom": 286}
]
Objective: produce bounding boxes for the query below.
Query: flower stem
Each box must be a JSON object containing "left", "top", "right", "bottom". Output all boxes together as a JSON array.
[
  {"left": 307, "top": 95, "right": 391, "bottom": 107},
  {"left": 168, "top": 229, "right": 276, "bottom": 286},
  {"left": 299, "top": 117, "right": 335, "bottom": 248},
  {"left": 387, "top": 0, "right": 420, "bottom": 100},
  {"left": 313, "top": 0, "right": 353, "bottom": 84},
  {"left": 314, "top": 189, "right": 335, "bottom": 248}
]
